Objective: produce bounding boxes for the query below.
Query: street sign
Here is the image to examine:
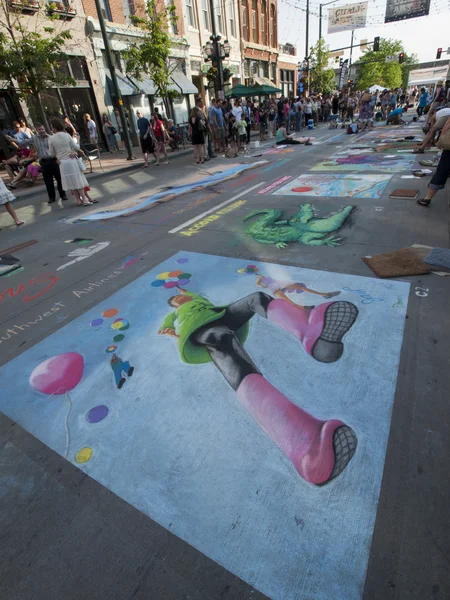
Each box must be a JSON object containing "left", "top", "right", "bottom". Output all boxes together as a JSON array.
[{"left": 385, "top": 55, "right": 398, "bottom": 63}]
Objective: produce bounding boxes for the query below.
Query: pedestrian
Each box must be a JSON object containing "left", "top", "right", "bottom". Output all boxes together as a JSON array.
[
  {"left": 189, "top": 106, "right": 206, "bottom": 164},
  {"left": 323, "top": 96, "right": 331, "bottom": 123},
  {"left": 211, "top": 98, "right": 226, "bottom": 153},
  {"left": 311, "top": 97, "right": 318, "bottom": 125},
  {"left": 151, "top": 112, "right": 169, "bottom": 165},
  {"left": 258, "top": 104, "right": 268, "bottom": 141},
  {"left": 102, "top": 114, "right": 118, "bottom": 153},
  {"left": 195, "top": 98, "right": 214, "bottom": 160},
  {"left": 0, "top": 177, "right": 25, "bottom": 226},
  {"left": 417, "top": 117, "right": 450, "bottom": 207},
  {"left": 244, "top": 100, "right": 252, "bottom": 144},
  {"left": 62, "top": 115, "right": 80, "bottom": 143},
  {"left": 268, "top": 99, "right": 277, "bottom": 137},
  {"left": 48, "top": 118, "right": 92, "bottom": 207},
  {"left": 18, "top": 119, "right": 33, "bottom": 138},
  {"left": 346, "top": 93, "right": 356, "bottom": 122},
  {"left": 114, "top": 109, "right": 126, "bottom": 152},
  {"left": 426, "top": 81, "right": 446, "bottom": 125},
  {"left": 304, "top": 98, "right": 313, "bottom": 125},
  {"left": 136, "top": 110, "right": 154, "bottom": 168},
  {"left": 232, "top": 99, "right": 243, "bottom": 123},
  {"left": 84, "top": 114, "right": 100, "bottom": 152},
  {"left": 5, "top": 124, "right": 68, "bottom": 204},
  {"left": 358, "top": 90, "right": 374, "bottom": 131},
  {"left": 10, "top": 120, "right": 30, "bottom": 143},
  {"left": 389, "top": 89, "right": 397, "bottom": 114},
  {"left": 417, "top": 87, "right": 429, "bottom": 117}
]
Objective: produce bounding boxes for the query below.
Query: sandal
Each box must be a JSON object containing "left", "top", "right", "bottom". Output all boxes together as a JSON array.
[
  {"left": 412, "top": 148, "right": 424, "bottom": 154},
  {"left": 417, "top": 198, "right": 431, "bottom": 206},
  {"left": 15, "top": 220, "right": 25, "bottom": 226}
]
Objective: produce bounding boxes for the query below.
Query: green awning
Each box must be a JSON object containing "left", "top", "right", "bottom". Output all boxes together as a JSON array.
[{"left": 225, "top": 84, "right": 256, "bottom": 98}]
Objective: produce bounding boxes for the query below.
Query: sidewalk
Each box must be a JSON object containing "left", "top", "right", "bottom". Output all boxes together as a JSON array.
[{"left": 0, "top": 146, "right": 191, "bottom": 200}]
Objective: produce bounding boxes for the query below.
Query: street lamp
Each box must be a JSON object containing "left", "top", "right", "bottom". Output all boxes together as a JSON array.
[{"left": 202, "top": 35, "right": 231, "bottom": 99}]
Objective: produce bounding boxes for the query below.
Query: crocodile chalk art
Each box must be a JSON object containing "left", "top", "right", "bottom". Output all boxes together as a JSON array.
[{"left": 243, "top": 203, "right": 355, "bottom": 248}]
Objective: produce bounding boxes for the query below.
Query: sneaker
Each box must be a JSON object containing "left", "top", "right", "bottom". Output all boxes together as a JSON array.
[
  {"left": 117, "top": 377, "right": 126, "bottom": 389},
  {"left": 48, "top": 198, "right": 56, "bottom": 204},
  {"left": 312, "top": 302, "right": 359, "bottom": 363},
  {"left": 127, "top": 366, "right": 134, "bottom": 377}
]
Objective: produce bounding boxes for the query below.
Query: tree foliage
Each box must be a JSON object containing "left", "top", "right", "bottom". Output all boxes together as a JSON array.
[
  {"left": 355, "top": 38, "right": 417, "bottom": 90},
  {"left": 121, "top": 1, "right": 178, "bottom": 98},
  {"left": 0, "top": 0, "right": 75, "bottom": 128},
  {"left": 309, "top": 39, "right": 336, "bottom": 94}
]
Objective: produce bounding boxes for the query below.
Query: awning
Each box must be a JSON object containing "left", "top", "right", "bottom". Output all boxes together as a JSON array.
[
  {"left": 105, "top": 71, "right": 138, "bottom": 97},
  {"left": 169, "top": 72, "right": 198, "bottom": 95},
  {"left": 251, "top": 76, "right": 278, "bottom": 88},
  {"left": 127, "top": 75, "right": 156, "bottom": 95}
]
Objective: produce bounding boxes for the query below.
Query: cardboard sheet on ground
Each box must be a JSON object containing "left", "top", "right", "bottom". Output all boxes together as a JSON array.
[
  {"left": 275, "top": 173, "right": 392, "bottom": 198},
  {"left": 312, "top": 154, "right": 414, "bottom": 173},
  {"left": 0, "top": 252, "right": 409, "bottom": 600}
]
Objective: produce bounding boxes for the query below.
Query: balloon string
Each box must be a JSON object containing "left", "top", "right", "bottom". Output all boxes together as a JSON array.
[{"left": 64, "top": 391, "right": 73, "bottom": 459}]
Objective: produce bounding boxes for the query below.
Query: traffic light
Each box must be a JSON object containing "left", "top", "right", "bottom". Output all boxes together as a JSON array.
[
  {"left": 373, "top": 37, "right": 380, "bottom": 52},
  {"left": 339, "top": 58, "right": 344, "bottom": 67},
  {"left": 335, "top": 56, "right": 339, "bottom": 63},
  {"left": 398, "top": 52, "right": 404, "bottom": 64},
  {"left": 436, "top": 47, "right": 442, "bottom": 59},
  {"left": 347, "top": 79, "right": 352, "bottom": 86}
]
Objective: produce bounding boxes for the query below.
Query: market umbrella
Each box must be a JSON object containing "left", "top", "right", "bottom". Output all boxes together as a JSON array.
[
  {"left": 226, "top": 84, "right": 256, "bottom": 98},
  {"left": 250, "top": 83, "right": 283, "bottom": 95}
]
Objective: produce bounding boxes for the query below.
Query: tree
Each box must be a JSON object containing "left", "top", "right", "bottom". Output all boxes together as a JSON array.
[
  {"left": 355, "top": 38, "right": 416, "bottom": 90},
  {"left": 309, "top": 39, "right": 336, "bottom": 94},
  {"left": 0, "top": 0, "right": 76, "bottom": 130},
  {"left": 121, "top": 1, "right": 179, "bottom": 104}
]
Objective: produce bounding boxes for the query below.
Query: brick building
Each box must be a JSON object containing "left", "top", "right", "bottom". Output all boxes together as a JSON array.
[{"left": 240, "top": 0, "right": 279, "bottom": 86}]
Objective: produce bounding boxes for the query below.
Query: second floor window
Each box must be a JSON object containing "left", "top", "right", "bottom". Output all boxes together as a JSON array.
[
  {"left": 127, "top": 0, "right": 135, "bottom": 16},
  {"left": 202, "top": 0, "right": 211, "bottom": 30},
  {"left": 186, "top": 0, "right": 196, "bottom": 27},
  {"left": 260, "top": 1, "right": 266, "bottom": 45},
  {"left": 251, "top": 0, "right": 258, "bottom": 44},
  {"left": 242, "top": 1, "right": 248, "bottom": 41},
  {"left": 229, "top": 2, "right": 236, "bottom": 37},
  {"left": 165, "top": 0, "right": 178, "bottom": 34},
  {"left": 100, "top": 0, "right": 112, "bottom": 21},
  {"left": 216, "top": 3, "right": 222, "bottom": 33}
]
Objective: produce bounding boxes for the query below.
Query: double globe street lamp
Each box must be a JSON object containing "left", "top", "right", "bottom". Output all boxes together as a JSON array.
[
  {"left": 298, "top": 56, "right": 316, "bottom": 94},
  {"left": 202, "top": 35, "right": 231, "bottom": 100}
]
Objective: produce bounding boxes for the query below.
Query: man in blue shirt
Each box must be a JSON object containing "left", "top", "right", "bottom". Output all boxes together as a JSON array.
[
  {"left": 211, "top": 99, "right": 225, "bottom": 153},
  {"left": 136, "top": 110, "right": 154, "bottom": 167},
  {"left": 11, "top": 121, "right": 31, "bottom": 143},
  {"left": 386, "top": 106, "right": 405, "bottom": 125}
]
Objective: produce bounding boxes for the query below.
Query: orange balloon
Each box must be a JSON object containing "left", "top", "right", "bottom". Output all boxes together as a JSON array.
[
  {"left": 102, "top": 308, "right": 119, "bottom": 318},
  {"left": 168, "top": 270, "right": 183, "bottom": 278}
]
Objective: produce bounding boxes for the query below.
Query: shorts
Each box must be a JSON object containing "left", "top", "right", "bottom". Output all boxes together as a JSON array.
[
  {"left": 154, "top": 134, "right": 164, "bottom": 143},
  {"left": 240, "top": 134, "right": 246, "bottom": 143},
  {"left": 89, "top": 135, "right": 98, "bottom": 144},
  {"left": 213, "top": 126, "right": 225, "bottom": 139},
  {"left": 346, "top": 108, "right": 354, "bottom": 119},
  {"left": 140, "top": 136, "right": 154, "bottom": 153},
  {"left": 259, "top": 122, "right": 266, "bottom": 132}
]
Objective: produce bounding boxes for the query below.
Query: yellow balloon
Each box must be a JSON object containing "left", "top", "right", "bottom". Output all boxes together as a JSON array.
[
  {"left": 75, "top": 447, "right": 93, "bottom": 463},
  {"left": 156, "top": 271, "right": 170, "bottom": 280},
  {"left": 237, "top": 268, "right": 245, "bottom": 273}
]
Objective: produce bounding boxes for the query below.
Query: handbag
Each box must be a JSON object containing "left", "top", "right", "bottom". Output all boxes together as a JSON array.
[
  {"left": 76, "top": 156, "right": 87, "bottom": 172},
  {"left": 110, "top": 126, "right": 117, "bottom": 135},
  {"left": 437, "top": 127, "right": 450, "bottom": 151}
]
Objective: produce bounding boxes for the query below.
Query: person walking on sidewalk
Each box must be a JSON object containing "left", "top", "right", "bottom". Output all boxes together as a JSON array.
[
  {"left": 151, "top": 113, "right": 169, "bottom": 165},
  {"left": 189, "top": 106, "right": 206, "bottom": 164},
  {"left": 6, "top": 124, "right": 68, "bottom": 204},
  {"left": 0, "top": 177, "right": 25, "bottom": 226},
  {"left": 83, "top": 114, "right": 100, "bottom": 152},
  {"left": 48, "top": 118, "right": 92, "bottom": 207},
  {"left": 136, "top": 111, "right": 155, "bottom": 168},
  {"left": 102, "top": 114, "right": 118, "bottom": 153}
]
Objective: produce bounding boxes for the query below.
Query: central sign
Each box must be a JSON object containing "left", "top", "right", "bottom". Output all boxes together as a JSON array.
[{"left": 327, "top": 1, "right": 368, "bottom": 33}]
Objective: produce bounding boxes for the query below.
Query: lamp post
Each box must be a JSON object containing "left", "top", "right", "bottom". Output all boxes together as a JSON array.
[
  {"left": 299, "top": 55, "right": 316, "bottom": 94},
  {"left": 202, "top": 35, "right": 231, "bottom": 100}
]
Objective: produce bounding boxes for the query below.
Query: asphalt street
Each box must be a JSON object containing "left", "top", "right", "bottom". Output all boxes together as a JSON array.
[{"left": 0, "top": 123, "right": 449, "bottom": 600}]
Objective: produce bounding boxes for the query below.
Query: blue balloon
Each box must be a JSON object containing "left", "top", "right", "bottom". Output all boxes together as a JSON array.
[{"left": 151, "top": 280, "right": 165, "bottom": 287}]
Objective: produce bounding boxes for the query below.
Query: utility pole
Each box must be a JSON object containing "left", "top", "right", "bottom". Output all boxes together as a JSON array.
[
  {"left": 209, "top": 0, "right": 224, "bottom": 100},
  {"left": 93, "top": 0, "right": 134, "bottom": 160},
  {"left": 319, "top": 4, "right": 322, "bottom": 41},
  {"left": 305, "top": 0, "right": 310, "bottom": 92}
]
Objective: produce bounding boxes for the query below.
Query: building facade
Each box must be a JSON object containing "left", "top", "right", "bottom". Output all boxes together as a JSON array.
[
  {"left": 239, "top": 0, "right": 279, "bottom": 86},
  {"left": 278, "top": 42, "right": 297, "bottom": 98},
  {"left": 181, "top": 0, "right": 242, "bottom": 105}
]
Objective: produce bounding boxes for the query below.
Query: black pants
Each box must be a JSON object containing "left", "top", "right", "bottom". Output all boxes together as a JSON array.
[
  {"left": 191, "top": 292, "right": 272, "bottom": 390},
  {"left": 276, "top": 139, "right": 301, "bottom": 145},
  {"left": 246, "top": 120, "right": 251, "bottom": 144},
  {"left": 429, "top": 150, "right": 450, "bottom": 190},
  {"left": 40, "top": 158, "right": 66, "bottom": 201}
]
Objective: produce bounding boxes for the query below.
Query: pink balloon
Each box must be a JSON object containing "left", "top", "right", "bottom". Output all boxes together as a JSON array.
[{"left": 30, "top": 352, "right": 84, "bottom": 395}]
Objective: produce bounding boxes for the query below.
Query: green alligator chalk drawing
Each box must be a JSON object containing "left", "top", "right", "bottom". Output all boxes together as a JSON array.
[{"left": 243, "top": 204, "right": 355, "bottom": 248}]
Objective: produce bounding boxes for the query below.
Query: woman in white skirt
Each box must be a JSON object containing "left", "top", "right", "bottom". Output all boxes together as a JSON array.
[
  {"left": 0, "top": 178, "right": 24, "bottom": 226},
  {"left": 48, "top": 118, "right": 92, "bottom": 206}
]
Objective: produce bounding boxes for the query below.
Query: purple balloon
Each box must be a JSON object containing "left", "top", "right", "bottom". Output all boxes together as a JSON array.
[
  {"left": 90, "top": 318, "right": 103, "bottom": 327},
  {"left": 176, "top": 258, "right": 189, "bottom": 264},
  {"left": 177, "top": 279, "right": 190, "bottom": 286},
  {"left": 86, "top": 405, "right": 109, "bottom": 423}
]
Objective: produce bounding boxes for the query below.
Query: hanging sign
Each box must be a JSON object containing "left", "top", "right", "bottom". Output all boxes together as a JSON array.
[
  {"left": 327, "top": 2, "right": 368, "bottom": 33},
  {"left": 384, "top": 0, "right": 431, "bottom": 23}
]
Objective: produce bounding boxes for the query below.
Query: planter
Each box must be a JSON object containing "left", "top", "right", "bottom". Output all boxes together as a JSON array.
[{"left": 8, "top": 0, "right": 40, "bottom": 12}]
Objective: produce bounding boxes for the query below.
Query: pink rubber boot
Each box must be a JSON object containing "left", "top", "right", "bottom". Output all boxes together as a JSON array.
[
  {"left": 267, "top": 299, "right": 358, "bottom": 362},
  {"left": 237, "top": 373, "right": 357, "bottom": 484}
]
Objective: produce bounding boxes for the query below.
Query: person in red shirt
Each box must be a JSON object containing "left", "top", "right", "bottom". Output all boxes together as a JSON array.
[{"left": 150, "top": 113, "right": 169, "bottom": 166}]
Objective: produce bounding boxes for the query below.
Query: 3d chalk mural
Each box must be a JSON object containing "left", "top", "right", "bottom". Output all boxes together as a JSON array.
[
  {"left": 0, "top": 252, "right": 409, "bottom": 600},
  {"left": 243, "top": 203, "right": 354, "bottom": 247},
  {"left": 276, "top": 173, "right": 392, "bottom": 198},
  {"left": 312, "top": 153, "right": 415, "bottom": 173}
]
